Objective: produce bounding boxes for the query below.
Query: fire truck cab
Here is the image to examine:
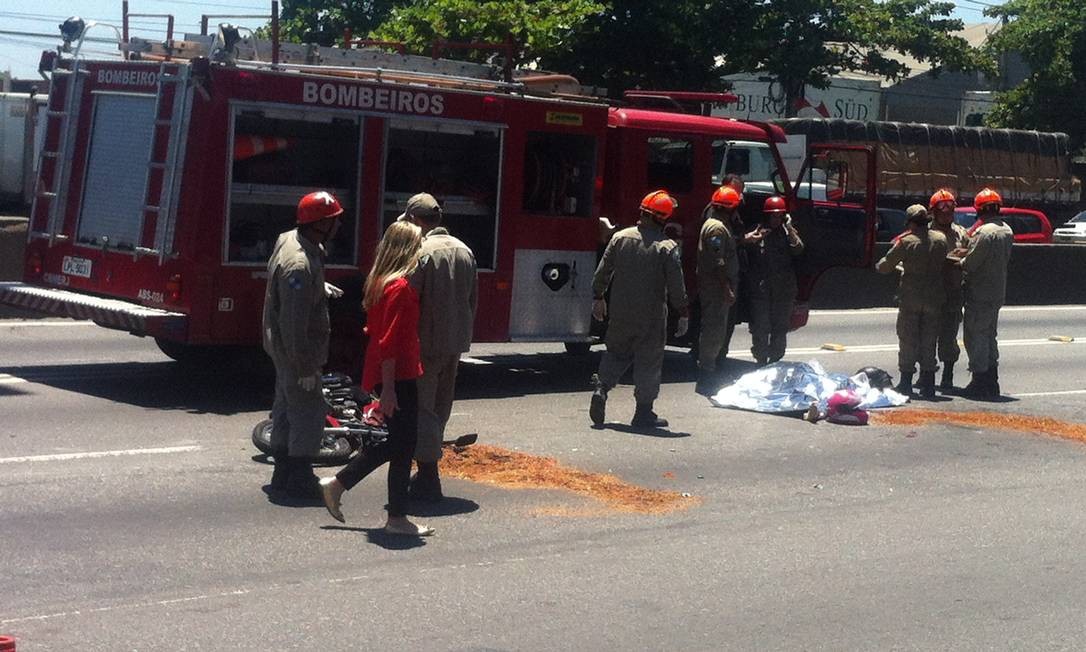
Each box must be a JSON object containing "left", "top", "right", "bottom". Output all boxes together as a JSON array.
[{"left": 0, "top": 8, "right": 876, "bottom": 368}]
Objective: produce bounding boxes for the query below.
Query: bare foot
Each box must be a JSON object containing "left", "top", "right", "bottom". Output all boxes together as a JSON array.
[{"left": 384, "top": 515, "right": 434, "bottom": 536}]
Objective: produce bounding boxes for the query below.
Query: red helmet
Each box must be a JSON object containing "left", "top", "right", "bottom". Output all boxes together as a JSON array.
[
  {"left": 640, "top": 189, "right": 677, "bottom": 221},
  {"left": 973, "top": 187, "right": 1002, "bottom": 212},
  {"left": 763, "top": 196, "right": 788, "bottom": 213},
  {"left": 710, "top": 185, "right": 741, "bottom": 210},
  {"left": 929, "top": 189, "right": 956, "bottom": 209},
  {"left": 297, "top": 191, "right": 344, "bottom": 225}
]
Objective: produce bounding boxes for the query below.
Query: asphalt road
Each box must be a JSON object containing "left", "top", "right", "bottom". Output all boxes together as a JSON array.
[{"left": 3, "top": 307, "right": 1086, "bottom": 650}]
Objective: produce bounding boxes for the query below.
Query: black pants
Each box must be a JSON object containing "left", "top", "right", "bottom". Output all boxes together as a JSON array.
[{"left": 335, "top": 380, "right": 418, "bottom": 517}]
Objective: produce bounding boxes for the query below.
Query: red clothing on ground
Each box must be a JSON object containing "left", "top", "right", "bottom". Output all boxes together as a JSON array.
[{"left": 362, "top": 277, "right": 423, "bottom": 392}]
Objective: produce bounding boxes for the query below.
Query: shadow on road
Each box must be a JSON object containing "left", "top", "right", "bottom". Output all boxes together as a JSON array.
[
  {"left": 320, "top": 525, "right": 428, "bottom": 550},
  {"left": 407, "top": 496, "right": 479, "bottom": 517},
  {"left": 0, "top": 347, "right": 710, "bottom": 414},
  {"left": 593, "top": 423, "right": 692, "bottom": 438},
  {"left": 456, "top": 349, "right": 698, "bottom": 400},
  {"left": 0, "top": 360, "right": 275, "bottom": 415}
]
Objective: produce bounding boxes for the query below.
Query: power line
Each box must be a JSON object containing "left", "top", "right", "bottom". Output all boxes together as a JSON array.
[
  {"left": 125, "top": 0, "right": 272, "bottom": 11},
  {"left": 0, "top": 14, "right": 185, "bottom": 30}
]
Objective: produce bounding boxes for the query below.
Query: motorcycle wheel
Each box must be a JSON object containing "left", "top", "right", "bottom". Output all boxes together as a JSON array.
[{"left": 250, "top": 419, "right": 354, "bottom": 465}]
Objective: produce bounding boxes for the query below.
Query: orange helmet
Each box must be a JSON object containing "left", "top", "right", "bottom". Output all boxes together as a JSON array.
[
  {"left": 640, "top": 189, "right": 677, "bottom": 221},
  {"left": 973, "top": 187, "right": 1002, "bottom": 212},
  {"left": 929, "top": 189, "right": 956, "bottom": 209},
  {"left": 710, "top": 186, "right": 741, "bottom": 210},
  {"left": 297, "top": 191, "right": 344, "bottom": 225},
  {"left": 763, "top": 196, "right": 788, "bottom": 213}
]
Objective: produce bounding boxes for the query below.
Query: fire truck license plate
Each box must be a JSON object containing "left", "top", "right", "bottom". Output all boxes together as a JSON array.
[{"left": 61, "top": 256, "right": 92, "bottom": 278}]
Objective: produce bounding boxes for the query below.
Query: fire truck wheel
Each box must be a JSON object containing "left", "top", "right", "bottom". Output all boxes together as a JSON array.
[
  {"left": 155, "top": 338, "right": 223, "bottom": 365},
  {"left": 564, "top": 342, "right": 592, "bottom": 356},
  {"left": 250, "top": 419, "right": 353, "bottom": 465}
]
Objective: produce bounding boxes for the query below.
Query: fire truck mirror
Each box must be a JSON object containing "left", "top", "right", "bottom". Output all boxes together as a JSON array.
[{"left": 540, "top": 263, "right": 571, "bottom": 292}]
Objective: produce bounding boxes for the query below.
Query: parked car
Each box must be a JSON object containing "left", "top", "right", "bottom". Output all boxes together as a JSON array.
[
  {"left": 876, "top": 207, "right": 908, "bottom": 242},
  {"left": 954, "top": 207, "right": 1053, "bottom": 244},
  {"left": 1053, "top": 210, "right": 1086, "bottom": 244}
]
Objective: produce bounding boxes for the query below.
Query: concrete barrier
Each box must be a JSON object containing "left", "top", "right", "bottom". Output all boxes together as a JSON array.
[
  {"left": 810, "top": 243, "right": 1086, "bottom": 309},
  {"left": 0, "top": 217, "right": 39, "bottom": 318},
  {"left": 0, "top": 217, "right": 27, "bottom": 282}
]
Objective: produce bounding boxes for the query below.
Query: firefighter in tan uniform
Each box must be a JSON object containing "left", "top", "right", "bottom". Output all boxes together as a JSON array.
[
  {"left": 399, "top": 193, "right": 478, "bottom": 501},
  {"left": 695, "top": 185, "right": 740, "bottom": 396},
  {"left": 928, "top": 189, "right": 971, "bottom": 391},
  {"left": 959, "top": 188, "right": 1014, "bottom": 398},
  {"left": 744, "top": 196, "right": 804, "bottom": 365},
  {"left": 262, "top": 191, "right": 344, "bottom": 499},
  {"left": 876, "top": 204, "right": 949, "bottom": 398},
  {"left": 590, "top": 190, "right": 689, "bottom": 429}
]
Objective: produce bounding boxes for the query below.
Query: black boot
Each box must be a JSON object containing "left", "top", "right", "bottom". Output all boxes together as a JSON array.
[
  {"left": 961, "top": 371, "right": 993, "bottom": 399},
  {"left": 409, "top": 461, "right": 444, "bottom": 502},
  {"left": 695, "top": 369, "right": 716, "bottom": 397},
  {"left": 917, "top": 371, "right": 936, "bottom": 399},
  {"left": 939, "top": 365, "right": 954, "bottom": 393},
  {"left": 589, "top": 374, "right": 608, "bottom": 426},
  {"left": 894, "top": 371, "right": 914, "bottom": 396},
  {"left": 269, "top": 449, "right": 290, "bottom": 493},
  {"left": 631, "top": 403, "right": 668, "bottom": 428},
  {"left": 283, "top": 457, "right": 322, "bottom": 500}
]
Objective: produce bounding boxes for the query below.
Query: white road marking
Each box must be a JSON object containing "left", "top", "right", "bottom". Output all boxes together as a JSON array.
[
  {"left": 0, "top": 589, "right": 251, "bottom": 625},
  {"left": 779, "top": 336, "right": 1084, "bottom": 357},
  {"left": 0, "top": 553, "right": 558, "bottom": 625},
  {"left": 810, "top": 305, "right": 1086, "bottom": 317},
  {"left": 0, "top": 373, "right": 27, "bottom": 384},
  {"left": 0, "top": 320, "right": 95, "bottom": 328},
  {"left": 0, "top": 445, "right": 202, "bottom": 464},
  {"left": 1010, "top": 389, "right": 1086, "bottom": 398}
]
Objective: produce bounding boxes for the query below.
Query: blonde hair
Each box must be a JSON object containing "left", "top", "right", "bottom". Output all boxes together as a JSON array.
[{"left": 363, "top": 221, "right": 422, "bottom": 310}]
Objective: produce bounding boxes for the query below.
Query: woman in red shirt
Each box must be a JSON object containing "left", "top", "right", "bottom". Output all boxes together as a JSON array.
[{"left": 320, "top": 221, "right": 433, "bottom": 536}]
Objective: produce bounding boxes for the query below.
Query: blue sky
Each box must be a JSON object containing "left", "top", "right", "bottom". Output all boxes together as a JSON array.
[{"left": 0, "top": 1, "right": 995, "bottom": 82}]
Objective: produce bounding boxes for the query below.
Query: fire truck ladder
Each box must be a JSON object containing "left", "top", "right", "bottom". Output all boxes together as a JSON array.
[
  {"left": 138, "top": 62, "right": 188, "bottom": 262},
  {"left": 34, "top": 59, "right": 87, "bottom": 246}
]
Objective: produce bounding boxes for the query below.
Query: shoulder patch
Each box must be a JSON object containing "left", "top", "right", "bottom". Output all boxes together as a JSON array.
[
  {"left": 286, "top": 271, "right": 305, "bottom": 290},
  {"left": 708, "top": 235, "right": 722, "bottom": 251}
]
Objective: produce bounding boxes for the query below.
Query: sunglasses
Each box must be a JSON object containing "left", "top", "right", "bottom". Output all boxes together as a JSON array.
[{"left": 935, "top": 201, "right": 956, "bottom": 210}]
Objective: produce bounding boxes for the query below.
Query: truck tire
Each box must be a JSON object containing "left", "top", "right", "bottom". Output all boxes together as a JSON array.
[
  {"left": 154, "top": 338, "right": 222, "bottom": 365},
  {"left": 564, "top": 342, "right": 592, "bottom": 355},
  {"left": 250, "top": 419, "right": 353, "bottom": 465},
  {"left": 154, "top": 338, "right": 268, "bottom": 370}
]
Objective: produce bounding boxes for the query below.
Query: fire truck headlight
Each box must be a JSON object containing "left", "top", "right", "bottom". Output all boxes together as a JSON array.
[{"left": 59, "top": 17, "right": 86, "bottom": 44}]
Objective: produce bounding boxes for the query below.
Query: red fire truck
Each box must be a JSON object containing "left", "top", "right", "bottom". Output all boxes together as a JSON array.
[{"left": 0, "top": 6, "right": 876, "bottom": 367}]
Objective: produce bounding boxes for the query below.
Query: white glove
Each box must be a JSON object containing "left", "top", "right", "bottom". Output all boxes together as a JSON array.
[
  {"left": 592, "top": 298, "right": 607, "bottom": 322},
  {"left": 297, "top": 374, "right": 319, "bottom": 392},
  {"left": 324, "top": 282, "right": 344, "bottom": 299},
  {"left": 675, "top": 316, "right": 689, "bottom": 338}
]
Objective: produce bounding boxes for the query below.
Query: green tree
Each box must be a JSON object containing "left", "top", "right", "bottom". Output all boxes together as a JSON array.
[
  {"left": 984, "top": 0, "right": 1086, "bottom": 151},
  {"left": 278, "top": 0, "right": 406, "bottom": 46},
  {"left": 273, "top": 0, "right": 987, "bottom": 109},
  {"left": 724, "top": 0, "right": 991, "bottom": 116},
  {"left": 540, "top": 1, "right": 753, "bottom": 97},
  {"left": 371, "top": 0, "right": 605, "bottom": 66}
]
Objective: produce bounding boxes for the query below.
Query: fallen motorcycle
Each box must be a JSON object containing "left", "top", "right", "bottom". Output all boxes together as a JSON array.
[{"left": 252, "top": 372, "right": 477, "bottom": 465}]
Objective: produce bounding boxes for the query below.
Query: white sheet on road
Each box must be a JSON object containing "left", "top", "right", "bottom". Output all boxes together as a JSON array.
[{"left": 709, "top": 360, "right": 909, "bottom": 414}]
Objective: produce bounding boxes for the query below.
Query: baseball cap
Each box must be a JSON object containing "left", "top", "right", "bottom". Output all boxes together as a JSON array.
[{"left": 397, "top": 192, "right": 442, "bottom": 222}]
